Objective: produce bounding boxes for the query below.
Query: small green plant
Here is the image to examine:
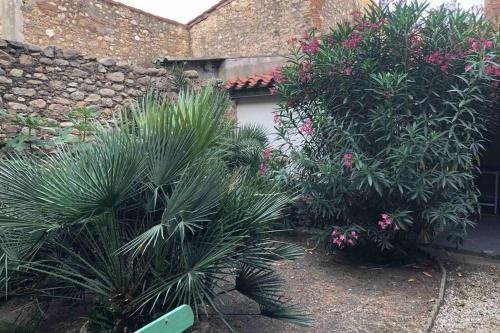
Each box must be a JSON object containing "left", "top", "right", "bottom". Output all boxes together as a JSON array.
[
  {"left": 0, "top": 111, "right": 52, "bottom": 153},
  {"left": 70, "top": 106, "right": 98, "bottom": 142},
  {"left": 273, "top": 1, "right": 499, "bottom": 253}
]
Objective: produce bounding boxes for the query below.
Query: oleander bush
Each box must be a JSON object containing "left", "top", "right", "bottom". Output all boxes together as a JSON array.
[
  {"left": 272, "top": 1, "right": 500, "bottom": 253},
  {"left": 0, "top": 87, "right": 310, "bottom": 331}
]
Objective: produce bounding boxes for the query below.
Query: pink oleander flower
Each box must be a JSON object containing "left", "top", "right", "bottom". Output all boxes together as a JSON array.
[
  {"left": 333, "top": 239, "right": 343, "bottom": 247},
  {"left": 350, "top": 231, "right": 359, "bottom": 239},
  {"left": 343, "top": 153, "right": 353, "bottom": 167},
  {"left": 259, "top": 163, "right": 268, "bottom": 176},
  {"left": 394, "top": 224, "right": 400, "bottom": 231},
  {"left": 342, "top": 32, "right": 363, "bottom": 49},
  {"left": 339, "top": 234, "right": 345, "bottom": 241},
  {"left": 347, "top": 239, "right": 356, "bottom": 246},
  {"left": 300, "top": 118, "right": 314, "bottom": 135},
  {"left": 332, "top": 229, "right": 338, "bottom": 236},
  {"left": 486, "top": 64, "right": 500, "bottom": 77},
  {"left": 308, "top": 38, "right": 320, "bottom": 55},
  {"left": 263, "top": 148, "right": 272, "bottom": 161},
  {"left": 303, "top": 61, "right": 313, "bottom": 70},
  {"left": 468, "top": 37, "right": 493, "bottom": 51},
  {"left": 378, "top": 212, "right": 394, "bottom": 230},
  {"left": 343, "top": 67, "right": 353, "bottom": 76},
  {"left": 299, "top": 69, "right": 311, "bottom": 83},
  {"left": 378, "top": 220, "right": 388, "bottom": 230},
  {"left": 301, "top": 33, "right": 320, "bottom": 55}
]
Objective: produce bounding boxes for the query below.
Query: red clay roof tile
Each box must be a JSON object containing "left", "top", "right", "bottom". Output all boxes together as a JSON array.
[{"left": 226, "top": 72, "right": 276, "bottom": 90}]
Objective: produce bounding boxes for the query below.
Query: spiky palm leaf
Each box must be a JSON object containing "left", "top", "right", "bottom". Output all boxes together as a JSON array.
[{"left": 0, "top": 86, "right": 310, "bottom": 331}]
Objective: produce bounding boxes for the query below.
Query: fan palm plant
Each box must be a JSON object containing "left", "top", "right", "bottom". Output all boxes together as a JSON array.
[{"left": 0, "top": 87, "right": 311, "bottom": 331}]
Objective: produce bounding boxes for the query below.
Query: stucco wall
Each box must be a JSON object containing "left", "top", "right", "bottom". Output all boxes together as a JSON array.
[
  {"left": 236, "top": 95, "right": 279, "bottom": 143},
  {"left": 20, "top": 0, "right": 190, "bottom": 66}
]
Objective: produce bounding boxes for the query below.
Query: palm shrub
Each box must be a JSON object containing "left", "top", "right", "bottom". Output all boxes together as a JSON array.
[
  {"left": 0, "top": 87, "right": 310, "bottom": 331},
  {"left": 273, "top": 1, "right": 500, "bottom": 252}
]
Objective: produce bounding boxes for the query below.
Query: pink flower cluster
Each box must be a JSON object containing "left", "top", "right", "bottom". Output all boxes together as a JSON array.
[
  {"left": 341, "top": 12, "right": 386, "bottom": 49},
  {"left": 301, "top": 32, "right": 320, "bottom": 55},
  {"left": 300, "top": 118, "right": 314, "bottom": 135},
  {"left": 259, "top": 148, "right": 273, "bottom": 176},
  {"left": 468, "top": 37, "right": 493, "bottom": 51},
  {"left": 259, "top": 163, "right": 268, "bottom": 176},
  {"left": 378, "top": 213, "right": 400, "bottom": 231},
  {"left": 332, "top": 229, "right": 359, "bottom": 248},
  {"left": 467, "top": 56, "right": 500, "bottom": 77},
  {"left": 298, "top": 61, "right": 314, "bottom": 83},
  {"left": 424, "top": 50, "right": 462, "bottom": 72},
  {"left": 343, "top": 153, "right": 353, "bottom": 167},
  {"left": 344, "top": 66, "right": 353, "bottom": 76},
  {"left": 486, "top": 64, "right": 500, "bottom": 77},
  {"left": 263, "top": 148, "right": 272, "bottom": 161},
  {"left": 342, "top": 31, "right": 364, "bottom": 49}
]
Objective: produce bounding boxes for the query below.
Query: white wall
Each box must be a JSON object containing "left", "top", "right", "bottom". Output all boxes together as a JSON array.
[{"left": 235, "top": 95, "right": 280, "bottom": 144}]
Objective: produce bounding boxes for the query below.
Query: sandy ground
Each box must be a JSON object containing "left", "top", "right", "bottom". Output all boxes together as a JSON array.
[{"left": 209, "top": 235, "right": 441, "bottom": 333}]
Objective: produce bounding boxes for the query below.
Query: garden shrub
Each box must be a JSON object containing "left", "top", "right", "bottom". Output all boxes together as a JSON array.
[
  {"left": 0, "top": 87, "right": 310, "bottom": 331},
  {"left": 272, "top": 1, "right": 500, "bottom": 252}
]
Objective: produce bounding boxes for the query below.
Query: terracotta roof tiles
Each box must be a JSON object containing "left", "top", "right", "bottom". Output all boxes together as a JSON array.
[{"left": 226, "top": 72, "right": 275, "bottom": 91}]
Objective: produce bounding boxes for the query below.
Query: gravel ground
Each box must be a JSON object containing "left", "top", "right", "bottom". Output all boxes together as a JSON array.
[
  {"left": 432, "top": 263, "right": 500, "bottom": 333},
  {"left": 208, "top": 234, "right": 441, "bottom": 333}
]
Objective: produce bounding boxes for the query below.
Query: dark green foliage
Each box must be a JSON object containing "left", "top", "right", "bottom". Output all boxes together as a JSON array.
[
  {"left": 274, "top": 1, "right": 500, "bottom": 252},
  {"left": 0, "top": 322, "right": 35, "bottom": 333},
  {"left": 0, "top": 87, "right": 310, "bottom": 331}
]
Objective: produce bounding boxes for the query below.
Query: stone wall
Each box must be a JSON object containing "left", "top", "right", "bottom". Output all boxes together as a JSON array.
[
  {"left": 4, "top": 0, "right": 372, "bottom": 62},
  {"left": 486, "top": 0, "right": 500, "bottom": 26},
  {"left": 0, "top": 39, "right": 173, "bottom": 144},
  {"left": 188, "top": 0, "right": 369, "bottom": 58},
  {"left": 320, "top": 0, "right": 371, "bottom": 32},
  {"left": 21, "top": 0, "right": 190, "bottom": 66}
]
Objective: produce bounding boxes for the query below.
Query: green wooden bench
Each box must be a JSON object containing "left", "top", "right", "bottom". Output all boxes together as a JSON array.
[{"left": 136, "top": 305, "right": 194, "bottom": 333}]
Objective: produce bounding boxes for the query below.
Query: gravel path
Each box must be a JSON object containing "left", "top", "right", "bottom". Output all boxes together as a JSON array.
[{"left": 432, "top": 263, "right": 500, "bottom": 333}]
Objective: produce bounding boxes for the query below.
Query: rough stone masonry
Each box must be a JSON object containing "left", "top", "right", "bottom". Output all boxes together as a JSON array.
[
  {"left": 0, "top": 38, "right": 174, "bottom": 143},
  {"left": 1, "top": 0, "right": 371, "bottom": 65}
]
